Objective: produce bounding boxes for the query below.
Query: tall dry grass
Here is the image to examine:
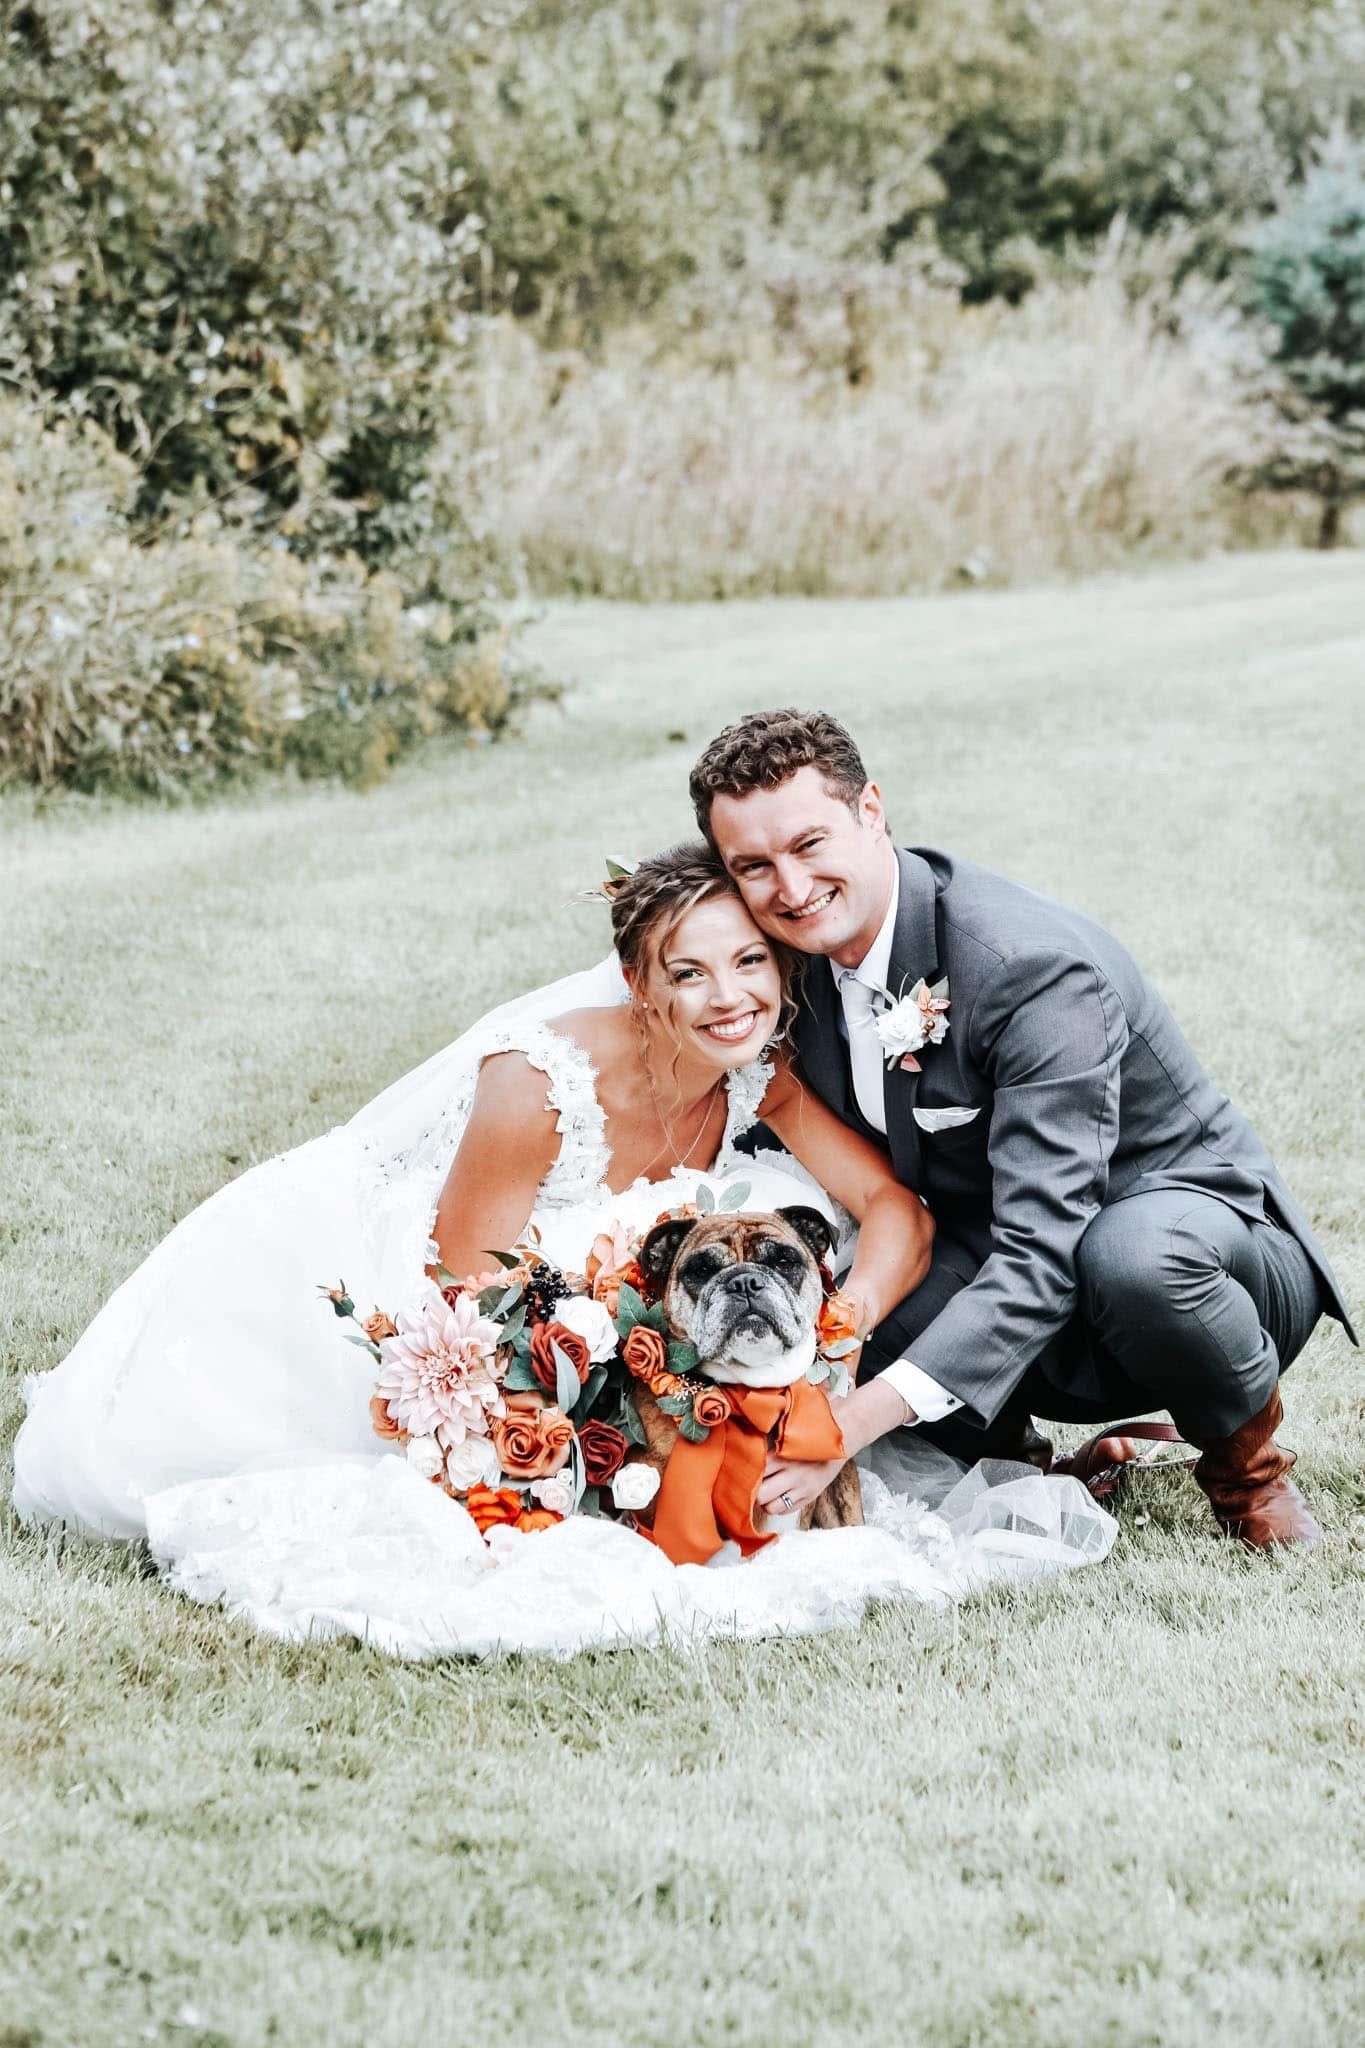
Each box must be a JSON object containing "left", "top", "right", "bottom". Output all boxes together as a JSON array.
[{"left": 469, "top": 269, "right": 1309, "bottom": 600}]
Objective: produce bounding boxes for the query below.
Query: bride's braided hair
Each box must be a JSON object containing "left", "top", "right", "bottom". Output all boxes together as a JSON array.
[{"left": 604, "top": 842, "right": 799, "bottom": 1047}]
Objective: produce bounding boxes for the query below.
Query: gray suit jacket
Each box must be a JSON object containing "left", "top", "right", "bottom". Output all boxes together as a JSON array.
[{"left": 793, "top": 847, "right": 1355, "bottom": 1426}]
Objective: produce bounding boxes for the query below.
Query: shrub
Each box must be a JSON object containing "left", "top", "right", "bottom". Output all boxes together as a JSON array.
[
  {"left": 0, "top": 403, "right": 549, "bottom": 794},
  {"left": 0, "top": 0, "right": 487, "bottom": 567},
  {"left": 452, "top": 3, "right": 755, "bottom": 332},
  {"left": 466, "top": 268, "right": 1296, "bottom": 601},
  {"left": 1247, "top": 140, "right": 1365, "bottom": 546}
]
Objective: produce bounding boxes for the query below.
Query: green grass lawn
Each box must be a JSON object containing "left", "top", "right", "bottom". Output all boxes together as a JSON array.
[{"left": 3, "top": 551, "right": 1362, "bottom": 2048}]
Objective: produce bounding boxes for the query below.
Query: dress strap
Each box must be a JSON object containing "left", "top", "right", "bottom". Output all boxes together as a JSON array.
[{"left": 477, "top": 1021, "right": 613, "bottom": 1209}]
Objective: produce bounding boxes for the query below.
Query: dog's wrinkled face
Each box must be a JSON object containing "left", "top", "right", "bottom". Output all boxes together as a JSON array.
[{"left": 639, "top": 1208, "right": 831, "bottom": 1388}]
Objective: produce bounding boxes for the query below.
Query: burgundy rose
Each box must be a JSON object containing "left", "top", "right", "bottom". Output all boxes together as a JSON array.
[
  {"left": 577, "top": 1419, "right": 628, "bottom": 1486},
  {"left": 529, "top": 1319, "right": 591, "bottom": 1395}
]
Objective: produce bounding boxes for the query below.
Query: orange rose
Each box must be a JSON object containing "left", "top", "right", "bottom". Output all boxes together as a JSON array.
[
  {"left": 463, "top": 1485, "right": 524, "bottom": 1535},
  {"left": 505, "top": 1390, "right": 547, "bottom": 1415},
  {"left": 529, "top": 1319, "right": 591, "bottom": 1395},
  {"left": 369, "top": 1393, "right": 402, "bottom": 1441},
  {"left": 592, "top": 1257, "right": 643, "bottom": 1317},
  {"left": 516, "top": 1508, "right": 564, "bottom": 1534},
  {"left": 691, "top": 1386, "right": 732, "bottom": 1429},
  {"left": 817, "top": 1289, "right": 863, "bottom": 1352},
  {"left": 491, "top": 1404, "right": 574, "bottom": 1480},
  {"left": 362, "top": 1311, "right": 398, "bottom": 1343},
  {"left": 621, "top": 1324, "right": 669, "bottom": 1381}
]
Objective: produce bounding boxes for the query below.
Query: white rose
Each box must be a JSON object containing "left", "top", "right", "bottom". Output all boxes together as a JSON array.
[
  {"left": 553, "top": 1293, "right": 620, "bottom": 1364},
  {"left": 610, "top": 1462, "right": 661, "bottom": 1512},
  {"left": 530, "top": 1473, "right": 575, "bottom": 1516},
  {"left": 405, "top": 1434, "right": 445, "bottom": 1483},
  {"left": 444, "top": 1434, "right": 501, "bottom": 1491}
]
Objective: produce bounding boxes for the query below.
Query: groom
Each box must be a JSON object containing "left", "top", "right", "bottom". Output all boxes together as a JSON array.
[{"left": 691, "top": 708, "right": 1355, "bottom": 1548}]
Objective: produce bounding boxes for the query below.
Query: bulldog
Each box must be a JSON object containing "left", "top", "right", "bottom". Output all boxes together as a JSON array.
[{"left": 630, "top": 1205, "right": 863, "bottom": 1539}]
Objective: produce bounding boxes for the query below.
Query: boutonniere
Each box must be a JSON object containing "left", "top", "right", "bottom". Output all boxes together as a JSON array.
[{"left": 869, "top": 975, "right": 949, "bottom": 1074}]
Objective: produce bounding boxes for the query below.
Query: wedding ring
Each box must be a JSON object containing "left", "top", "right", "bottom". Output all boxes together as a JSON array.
[{"left": 780, "top": 1490, "right": 795, "bottom": 1513}]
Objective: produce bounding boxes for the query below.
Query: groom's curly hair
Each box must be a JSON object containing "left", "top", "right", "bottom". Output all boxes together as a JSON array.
[{"left": 689, "top": 709, "right": 871, "bottom": 841}]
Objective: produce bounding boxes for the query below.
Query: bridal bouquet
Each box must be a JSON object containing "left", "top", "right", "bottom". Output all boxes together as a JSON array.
[{"left": 320, "top": 1183, "right": 862, "bottom": 1544}]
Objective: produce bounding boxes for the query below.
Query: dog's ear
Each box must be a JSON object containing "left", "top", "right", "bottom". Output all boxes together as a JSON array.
[
  {"left": 638, "top": 1217, "right": 698, "bottom": 1292},
  {"left": 778, "top": 1205, "right": 834, "bottom": 1265}
]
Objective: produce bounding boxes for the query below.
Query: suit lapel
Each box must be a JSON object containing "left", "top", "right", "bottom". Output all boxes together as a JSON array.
[{"left": 882, "top": 849, "right": 943, "bottom": 1189}]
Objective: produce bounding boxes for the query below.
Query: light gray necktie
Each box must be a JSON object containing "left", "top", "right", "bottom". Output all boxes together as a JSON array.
[{"left": 837, "top": 971, "right": 887, "bottom": 1135}]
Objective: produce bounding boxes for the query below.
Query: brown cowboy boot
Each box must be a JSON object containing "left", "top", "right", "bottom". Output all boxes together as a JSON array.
[{"left": 1191, "top": 1387, "right": 1322, "bottom": 1549}]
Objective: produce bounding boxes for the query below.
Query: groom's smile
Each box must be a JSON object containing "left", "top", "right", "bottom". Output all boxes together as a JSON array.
[{"left": 784, "top": 886, "right": 838, "bottom": 924}]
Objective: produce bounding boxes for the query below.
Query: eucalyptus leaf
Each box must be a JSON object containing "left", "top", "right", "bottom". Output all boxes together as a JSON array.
[
  {"left": 477, "top": 1286, "right": 506, "bottom": 1316},
  {"left": 581, "top": 1363, "right": 609, "bottom": 1415},
  {"left": 504, "top": 1354, "right": 540, "bottom": 1393},
  {"left": 500, "top": 1302, "right": 528, "bottom": 1343},
  {"left": 342, "top": 1331, "right": 381, "bottom": 1355},
  {"left": 719, "top": 1179, "right": 751, "bottom": 1211},
  {"left": 622, "top": 1399, "right": 649, "bottom": 1446},
  {"left": 578, "top": 1485, "right": 603, "bottom": 1518},
  {"left": 805, "top": 1358, "right": 831, "bottom": 1384},
  {"left": 678, "top": 1410, "right": 710, "bottom": 1443},
  {"left": 656, "top": 1393, "right": 690, "bottom": 1418},
  {"left": 614, "top": 1280, "right": 646, "bottom": 1334},
  {"left": 666, "top": 1340, "right": 700, "bottom": 1376},
  {"left": 552, "top": 1340, "right": 583, "bottom": 1415},
  {"left": 481, "top": 1248, "right": 523, "bottom": 1271},
  {"left": 696, "top": 1182, "right": 716, "bottom": 1214}
]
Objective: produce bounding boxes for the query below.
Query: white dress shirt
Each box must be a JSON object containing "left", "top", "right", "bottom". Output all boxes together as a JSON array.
[{"left": 835, "top": 865, "right": 962, "bottom": 1429}]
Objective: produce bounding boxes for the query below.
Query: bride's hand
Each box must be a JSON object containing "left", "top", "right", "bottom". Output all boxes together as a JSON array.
[{"left": 756, "top": 1450, "right": 848, "bottom": 1517}]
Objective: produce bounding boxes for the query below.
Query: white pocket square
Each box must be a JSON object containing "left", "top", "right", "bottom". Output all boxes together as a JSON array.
[{"left": 913, "top": 1106, "right": 982, "bottom": 1132}]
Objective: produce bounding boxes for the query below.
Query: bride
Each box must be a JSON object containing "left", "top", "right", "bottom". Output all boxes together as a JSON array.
[{"left": 12, "top": 844, "right": 1114, "bottom": 1658}]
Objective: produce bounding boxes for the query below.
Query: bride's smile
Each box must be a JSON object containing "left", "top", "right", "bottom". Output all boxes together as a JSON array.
[{"left": 644, "top": 894, "right": 784, "bottom": 1076}]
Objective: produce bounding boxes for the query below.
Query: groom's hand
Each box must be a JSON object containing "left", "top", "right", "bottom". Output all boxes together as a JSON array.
[{"left": 757, "top": 1377, "right": 914, "bottom": 1514}]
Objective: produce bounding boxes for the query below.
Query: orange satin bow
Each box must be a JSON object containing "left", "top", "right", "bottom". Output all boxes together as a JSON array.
[{"left": 647, "top": 1379, "right": 847, "bottom": 1566}]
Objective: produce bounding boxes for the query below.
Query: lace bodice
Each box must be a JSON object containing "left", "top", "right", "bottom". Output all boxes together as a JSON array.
[{"left": 482, "top": 1019, "right": 774, "bottom": 1210}]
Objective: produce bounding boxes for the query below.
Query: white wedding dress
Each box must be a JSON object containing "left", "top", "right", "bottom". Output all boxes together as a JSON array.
[{"left": 12, "top": 956, "right": 1116, "bottom": 1659}]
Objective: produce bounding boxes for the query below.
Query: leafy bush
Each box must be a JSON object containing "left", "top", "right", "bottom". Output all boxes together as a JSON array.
[
  {"left": 453, "top": 4, "right": 754, "bottom": 330},
  {"left": 0, "top": 0, "right": 486, "bottom": 566},
  {"left": 1248, "top": 141, "right": 1365, "bottom": 545},
  {"left": 0, "top": 403, "right": 548, "bottom": 794}
]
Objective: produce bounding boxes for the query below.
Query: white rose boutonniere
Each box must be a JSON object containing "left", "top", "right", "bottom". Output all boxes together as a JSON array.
[{"left": 872, "top": 975, "right": 950, "bottom": 1074}]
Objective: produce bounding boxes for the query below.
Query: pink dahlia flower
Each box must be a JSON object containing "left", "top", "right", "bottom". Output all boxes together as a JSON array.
[{"left": 374, "top": 1291, "right": 504, "bottom": 1443}]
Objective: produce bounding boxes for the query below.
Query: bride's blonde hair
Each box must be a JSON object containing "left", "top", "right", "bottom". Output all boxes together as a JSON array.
[{"left": 605, "top": 842, "right": 800, "bottom": 1044}]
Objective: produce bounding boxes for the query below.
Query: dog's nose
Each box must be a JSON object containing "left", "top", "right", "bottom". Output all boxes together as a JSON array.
[{"left": 727, "top": 1269, "right": 766, "bottom": 1299}]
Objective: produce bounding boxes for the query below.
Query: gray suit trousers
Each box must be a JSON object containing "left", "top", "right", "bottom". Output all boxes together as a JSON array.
[{"left": 863, "top": 1188, "right": 1324, "bottom": 1457}]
